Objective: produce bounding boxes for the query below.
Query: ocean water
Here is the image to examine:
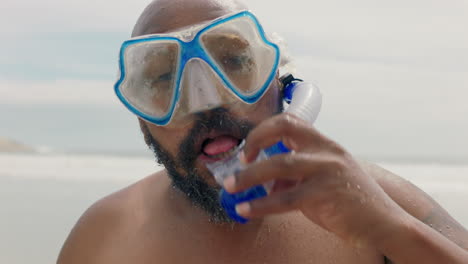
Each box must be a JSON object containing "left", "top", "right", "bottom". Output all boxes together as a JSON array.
[
  {"left": 2, "top": 104, "right": 467, "bottom": 163},
  {"left": 0, "top": 153, "right": 467, "bottom": 264}
]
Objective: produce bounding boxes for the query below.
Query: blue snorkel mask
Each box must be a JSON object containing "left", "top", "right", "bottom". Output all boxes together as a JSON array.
[{"left": 114, "top": 11, "right": 280, "bottom": 126}]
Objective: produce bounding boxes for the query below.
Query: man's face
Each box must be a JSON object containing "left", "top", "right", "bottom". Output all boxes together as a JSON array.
[
  {"left": 134, "top": 0, "right": 283, "bottom": 223},
  {"left": 142, "top": 82, "right": 282, "bottom": 223}
]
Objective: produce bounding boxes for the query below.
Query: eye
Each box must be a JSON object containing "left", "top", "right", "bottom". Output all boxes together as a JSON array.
[
  {"left": 158, "top": 72, "right": 173, "bottom": 82},
  {"left": 151, "top": 72, "right": 173, "bottom": 86},
  {"left": 150, "top": 72, "right": 173, "bottom": 90},
  {"left": 225, "top": 56, "right": 242, "bottom": 67},
  {"left": 222, "top": 55, "right": 252, "bottom": 72}
]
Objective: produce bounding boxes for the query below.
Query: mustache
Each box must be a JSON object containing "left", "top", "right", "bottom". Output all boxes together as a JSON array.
[{"left": 177, "top": 107, "right": 254, "bottom": 170}]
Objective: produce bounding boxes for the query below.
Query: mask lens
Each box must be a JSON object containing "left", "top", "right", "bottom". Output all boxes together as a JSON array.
[
  {"left": 120, "top": 40, "right": 179, "bottom": 117},
  {"left": 201, "top": 16, "right": 277, "bottom": 97}
]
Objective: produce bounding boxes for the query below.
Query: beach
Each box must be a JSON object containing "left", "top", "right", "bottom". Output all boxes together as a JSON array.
[
  {"left": 0, "top": 153, "right": 467, "bottom": 264},
  {"left": 2, "top": 0, "right": 467, "bottom": 262}
]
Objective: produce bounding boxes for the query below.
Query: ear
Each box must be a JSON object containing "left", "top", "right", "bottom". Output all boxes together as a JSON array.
[{"left": 275, "top": 71, "right": 285, "bottom": 91}]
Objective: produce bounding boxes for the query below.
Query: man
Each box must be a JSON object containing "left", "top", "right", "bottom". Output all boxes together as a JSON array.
[{"left": 58, "top": 0, "right": 468, "bottom": 263}]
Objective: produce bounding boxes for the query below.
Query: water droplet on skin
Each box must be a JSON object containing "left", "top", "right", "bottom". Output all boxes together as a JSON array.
[
  {"left": 255, "top": 227, "right": 271, "bottom": 248},
  {"left": 280, "top": 221, "right": 293, "bottom": 234},
  {"left": 383, "top": 200, "right": 389, "bottom": 208},
  {"left": 359, "top": 197, "right": 366, "bottom": 204},
  {"left": 346, "top": 182, "right": 351, "bottom": 189},
  {"left": 356, "top": 185, "right": 361, "bottom": 190}
]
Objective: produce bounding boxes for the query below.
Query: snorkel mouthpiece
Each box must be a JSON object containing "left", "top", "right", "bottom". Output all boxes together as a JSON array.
[{"left": 206, "top": 76, "right": 322, "bottom": 223}]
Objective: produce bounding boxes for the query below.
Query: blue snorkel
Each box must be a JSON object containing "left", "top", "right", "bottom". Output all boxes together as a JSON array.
[{"left": 206, "top": 75, "right": 322, "bottom": 223}]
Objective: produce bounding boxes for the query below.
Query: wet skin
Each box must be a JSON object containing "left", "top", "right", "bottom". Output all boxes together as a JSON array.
[{"left": 57, "top": 0, "right": 468, "bottom": 263}]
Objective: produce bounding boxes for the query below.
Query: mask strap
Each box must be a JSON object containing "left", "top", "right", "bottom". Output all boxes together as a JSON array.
[{"left": 280, "top": 74, "right": 303, "bottom": 104}]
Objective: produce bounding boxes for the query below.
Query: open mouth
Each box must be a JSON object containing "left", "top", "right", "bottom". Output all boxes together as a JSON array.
[{"left": 200, "top": 135, "right": 242, "bottom": 161}]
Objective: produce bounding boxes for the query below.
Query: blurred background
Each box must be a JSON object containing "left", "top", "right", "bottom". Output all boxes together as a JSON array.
[{"left": 1, "top": 0, "right": 467, "bottom": 263}]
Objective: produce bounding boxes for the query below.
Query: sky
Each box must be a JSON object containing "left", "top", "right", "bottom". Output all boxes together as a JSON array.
[{"left": 1, "top": 0, "right": 467, "bottom": 162}]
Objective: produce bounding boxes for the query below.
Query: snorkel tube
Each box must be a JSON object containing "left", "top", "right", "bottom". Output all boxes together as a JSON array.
[{"left": 207, "top": 75, "right": 322, "bottom": 223}]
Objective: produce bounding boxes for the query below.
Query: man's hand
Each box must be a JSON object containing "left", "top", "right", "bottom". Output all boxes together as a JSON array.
[
  {"left": 223, "top": 113, "right": 405, "bottom": 246},
  {"left": 224, "top": 113, "right": 468, "bottom": 263}
]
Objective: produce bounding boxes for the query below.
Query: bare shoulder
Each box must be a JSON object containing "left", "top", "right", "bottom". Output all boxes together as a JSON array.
[
  {"left": 359, "top": 160, "right": 468, "bottom": 250},
  {"left": 358, "top": 160, "right": 433, "bottom": 218},
  {"left": 57, "top": 171, "right": 167, "bottom": 264}
]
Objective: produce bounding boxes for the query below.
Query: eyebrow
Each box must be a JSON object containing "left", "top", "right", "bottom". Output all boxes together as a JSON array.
[
  {"left": 203, "top": 33, "right": 250, "bottom": 49},
  {"left": 142, "top": 44, "right": 178, "bottom": 60}
]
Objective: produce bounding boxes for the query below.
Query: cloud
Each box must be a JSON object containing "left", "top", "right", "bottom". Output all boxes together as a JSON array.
[
  {"left": 0, "top": 79, "right": 119, "bottom": 106},
  {"left": 4, "top": 0, "right": 468, "bottom": 71},
  {"left": 1, "top": 0, "right": 150, "bottom": 34},
  {"left": 6, "top": 0, "right": 164, "bottom": 33},
  {"left": 248, "top": 0, "right": 468, "bottom": 36},
  {"left": 2, "top": 0, "right": 467, "bottom": 36},
  {"left": 293, "top": 56, "right": 468, "bottom": 160},
  {"left": 2, "top": 0, "right": 467, "bottom": 160},
  {"left": 3, "top": 0, "right": 467, "bottom": 114},
  {"left": 295, "top": 56, "right": 468, "bottom": 121}
]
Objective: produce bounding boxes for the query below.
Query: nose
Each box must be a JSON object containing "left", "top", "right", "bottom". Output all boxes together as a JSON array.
[{"left": 179, "top": 58, "right": 225, "bottom": 114}]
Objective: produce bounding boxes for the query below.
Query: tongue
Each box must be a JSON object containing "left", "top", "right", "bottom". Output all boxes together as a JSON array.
[{"left": 203, "top": 135, "right": 238, "bottom": 156}]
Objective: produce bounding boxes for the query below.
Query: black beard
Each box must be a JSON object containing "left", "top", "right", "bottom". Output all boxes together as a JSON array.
[{"left": 141, "top": 107, "right": 254, "bottom": 223}]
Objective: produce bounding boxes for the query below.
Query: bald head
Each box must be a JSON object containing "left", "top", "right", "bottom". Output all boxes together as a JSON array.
[{"left": 132, "top": 0, "right": 247, "bottom": 37}]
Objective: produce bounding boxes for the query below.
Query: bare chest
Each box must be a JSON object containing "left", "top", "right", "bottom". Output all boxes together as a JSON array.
[{"left": 103, "top": 218, "right": 383, "bottom": 264}]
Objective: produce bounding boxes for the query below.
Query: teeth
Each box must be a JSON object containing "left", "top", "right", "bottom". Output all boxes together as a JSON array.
[{"left": 205, "top": 143, "right": 241, "bottom": 160}]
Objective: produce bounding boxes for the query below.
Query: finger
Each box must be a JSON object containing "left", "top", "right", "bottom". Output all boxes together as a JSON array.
[
  {"left": 224, "top": 153, "right": 335, "bottom": 193},
  {"left": 225, "top": 153, "right": 308, "bottom": 193},
  {"left": 271, "top": 179, "right": 299, "bottom": 193},
  {"left": 235, "top": 185, "right": 308, "bottom": 218},
  {"left": 243, "top": 113, "right": 329, "bottom": 162}
]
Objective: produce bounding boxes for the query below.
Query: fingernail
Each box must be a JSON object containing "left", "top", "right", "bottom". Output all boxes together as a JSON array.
[
  {"left": 223, "top": 175, "right": 236, "bottom": 192},
  {"left": 239, "top": 151, "right": 248, "bottom": 164},
  {"left": 235, "top": 202, "right": 250, "bottom": 216}
]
